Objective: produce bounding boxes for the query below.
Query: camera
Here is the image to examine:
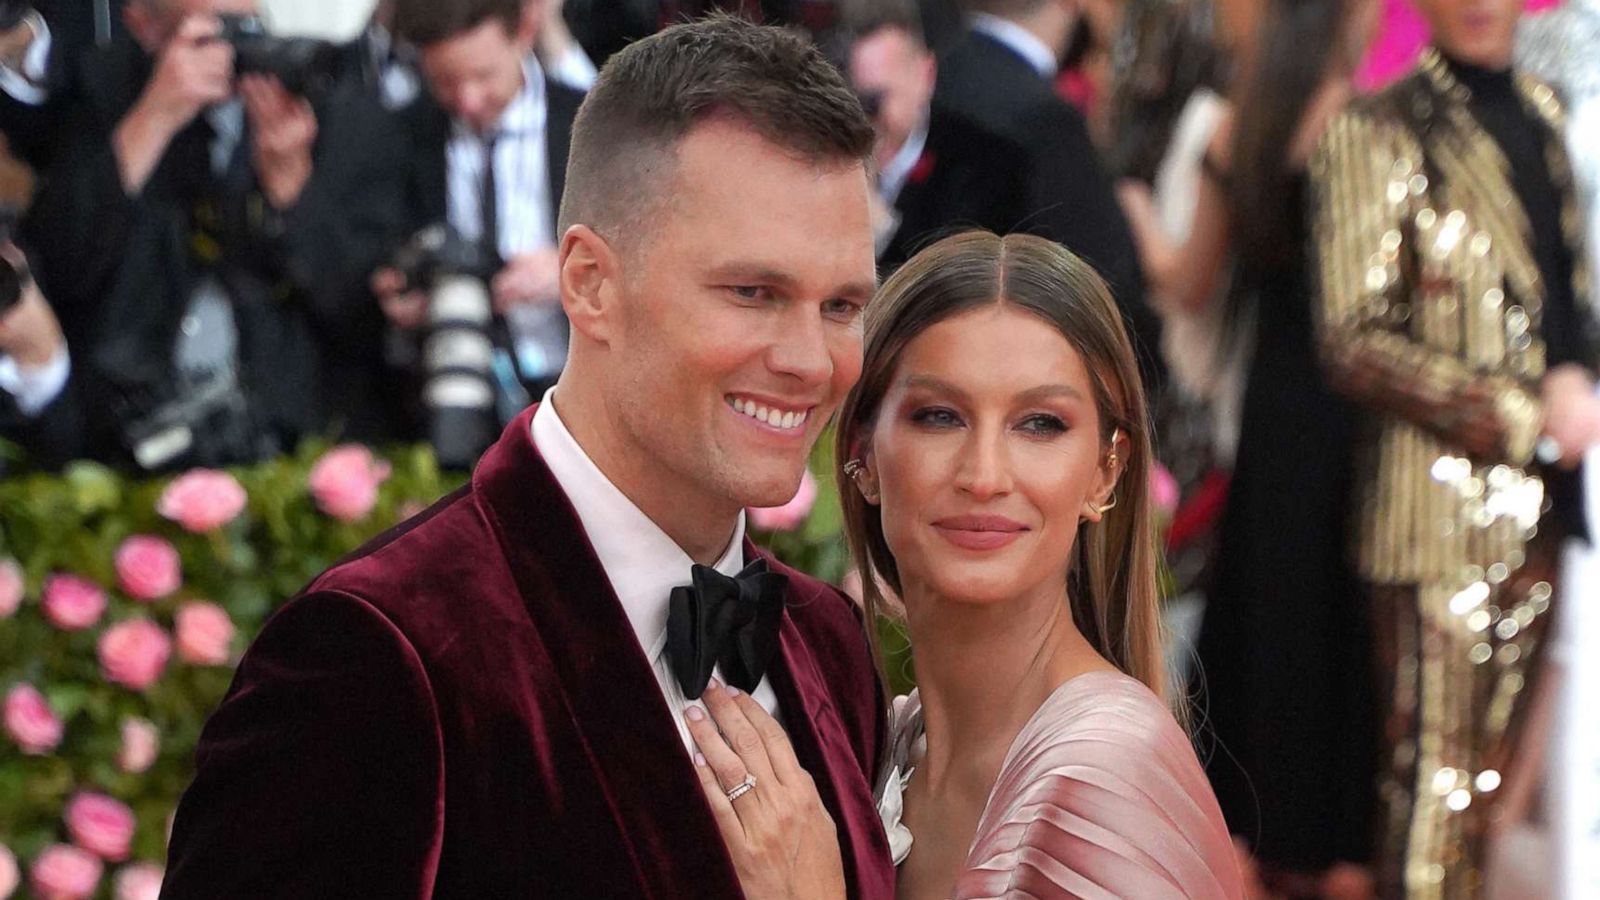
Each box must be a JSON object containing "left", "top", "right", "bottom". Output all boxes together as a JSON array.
[
  {"left": 390, "top": 225, "right": 504, "bottom": 470},
  {"left": 215, "top": 14, "right": 349, "bottom": 100},
  {"left": 0, "top": 206, "right": 28, "bottom": 317},
  {"left": 118, "top": 369, "right": 272, "bottom": 471}
]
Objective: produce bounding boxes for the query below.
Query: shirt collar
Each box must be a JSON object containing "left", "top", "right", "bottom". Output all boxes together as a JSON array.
[
  {"left": 878, "top": 116, "right": 931, "bottom": 208},
  {"left": 452, "top": 55, "right": 547, "bottom": 141},
  {"left": 530, "top": 390, "right": 747, "bottom": 662},
  {"left": 970, "top": 13, "right": 1059, "bottom": 78}
]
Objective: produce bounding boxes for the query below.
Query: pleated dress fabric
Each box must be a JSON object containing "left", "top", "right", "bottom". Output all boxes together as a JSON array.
[{"left": 895, "top": 671, "right": 1244, "bottom": 899}]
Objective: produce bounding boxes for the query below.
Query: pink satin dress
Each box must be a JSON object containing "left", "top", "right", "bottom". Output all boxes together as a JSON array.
[{"left": 891, "top": 671, "right": 1244, "bottom": 899}]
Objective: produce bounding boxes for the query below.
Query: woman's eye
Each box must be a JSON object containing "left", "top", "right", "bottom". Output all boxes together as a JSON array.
[
  {"left": 1019, "top": 414, "right": 1067, "bottom": 435},
  {"left": 910, "top": 407, "right": 962, "bottom": 428}
]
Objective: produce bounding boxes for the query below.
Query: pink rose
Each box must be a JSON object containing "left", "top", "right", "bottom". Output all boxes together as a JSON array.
[
  {"left": 97, "top": 620, "right": 172, "bottom": 692},
  {"left": 1150, "top": 463, "right": 1181, "bottom": 517},
  {"left": 116, "top": 718, "right": 160, "bottom": 774},
  {"left": 748, "top": 469, "right": 818, "bottom": 532},
  {"left": 41, "top": 575, "right": 106, "bottom": 631},
  {"left": 0, "top": 842, "right": 18, "bottom": 900},
  {"left": 113, "top": 536, "right": 181, "bottom": 602},
  {"left": 29, "top": 845, "right": 101, "bottom": 900},
  {"left": 0, "top": 559, "right": 22, "bottom": 619},
  {"left": 156, "top": 469, "right": 246, "bottom": 533},
  {"left": 175, "top": 602, "right": 235, "bottom": 666},
  {"left": 112, "top": 864, "right": 162, "bottom": 900},
  {"left": 308, "top": 445, "right": 392, "bottom": 522},
  {"left": 64, "top": 793, "right": 135, "bottom": 861},
  {"left": 4, "top": 684, "right": 62, "bottom": 754}
]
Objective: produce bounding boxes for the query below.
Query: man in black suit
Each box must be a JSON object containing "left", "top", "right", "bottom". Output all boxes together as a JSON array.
[
  {"left": 841, "top": 2, "right": 1029, "bottom": 274},
  {"left": 372, "top": 0, "right": 584, "bottom": 463},
  {"left": 935, "top": 0, "right": 1162, "bottom": 387},
  {"left": 23, "top": 0, "right": 412, "bottom": 470},
  {"left": 0, "top": 0, "right": 125, "bottom": 169}
]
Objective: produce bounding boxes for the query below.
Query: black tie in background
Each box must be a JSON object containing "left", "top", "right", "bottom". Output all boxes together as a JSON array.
[
  {"left": 666, "top": 559, "right": 787, "bottom": 700},
  {"left": 479, "top": 132, "right": 500, "bottom": 266}
]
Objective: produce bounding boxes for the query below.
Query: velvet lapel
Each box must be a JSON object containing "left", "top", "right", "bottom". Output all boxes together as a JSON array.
[
  {"left": 754, "top": 545, "right": 895, "bottom": 900},
  {"left": 471, "top": 407, "right": 745, "bottom": 897}
]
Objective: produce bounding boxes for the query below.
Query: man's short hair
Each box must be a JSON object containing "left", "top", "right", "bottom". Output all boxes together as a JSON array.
[
  {"left": 391, "top": 0, "right": 521, "bottom": 48},
  {"left": 962, "top": 0, "right": 1051, "bottom": 18},
  {"left": 838, "top": 0, "right": 927, "bottom": 45},
  {"left": 557, "top": 14, "right": 875, "bottom": 249}
]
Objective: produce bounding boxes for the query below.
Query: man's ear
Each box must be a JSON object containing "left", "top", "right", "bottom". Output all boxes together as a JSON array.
[{"left": 559, "top": 224, "right": 621, "bottom": 346}]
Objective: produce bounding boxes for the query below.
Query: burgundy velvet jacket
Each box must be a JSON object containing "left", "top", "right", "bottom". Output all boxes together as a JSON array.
[{"left": 162, "top": 408, "right": 895, "bottom": 898}]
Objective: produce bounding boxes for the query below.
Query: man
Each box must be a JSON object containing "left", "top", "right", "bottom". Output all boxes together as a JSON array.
[
  {"left": 934, "top": 0, "right": 1159, "bottom": 385},
  {"left": 163, "top": 15, "right": 894, "bottom": 898},
  {"left": 1312, "top": 0, "right": 1600, "bottom": 892},
  {"left": 841, "top": 0, "right": 1029, "bottom": 274},
  {"left": 372, "top": 0, "right": 586, "bottom": 463},
  {"left": 22, "top": 0, "right": 410, "bottom": 468},
  {"left": 0, "top": 0, "right": 125, "bottom": 170}
]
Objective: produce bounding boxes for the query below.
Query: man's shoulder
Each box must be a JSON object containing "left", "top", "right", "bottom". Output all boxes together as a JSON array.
[{"left": 306, "top": 483, "right": 508, "bottom": 616}]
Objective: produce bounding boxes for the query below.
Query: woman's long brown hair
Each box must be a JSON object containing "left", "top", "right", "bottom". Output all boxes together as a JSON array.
[{"left": 835, "top": 231, "right": 1168, "bottom": 700}]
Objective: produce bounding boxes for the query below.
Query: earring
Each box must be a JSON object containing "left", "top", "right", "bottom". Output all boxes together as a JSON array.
[
  {"left": 843, "top": 459, "right": 866, "bottom": 479},
  {"left": 1094, "top": 428, "right": 1122, "bottom": 515}
]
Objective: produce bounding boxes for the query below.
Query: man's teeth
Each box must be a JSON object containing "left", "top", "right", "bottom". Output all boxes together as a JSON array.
[{"left": 730, "top": 397, "right": 809, "bottom": 430}]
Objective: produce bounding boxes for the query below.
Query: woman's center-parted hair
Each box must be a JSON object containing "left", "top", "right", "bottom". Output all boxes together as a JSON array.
[{"left": 835, "top": 231, "right": 1169, "bottom": 701}]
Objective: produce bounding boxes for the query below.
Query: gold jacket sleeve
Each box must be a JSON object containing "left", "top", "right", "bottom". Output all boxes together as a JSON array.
[{"left": 1310, "top": 109, "right": 1541, "bottom": 465}]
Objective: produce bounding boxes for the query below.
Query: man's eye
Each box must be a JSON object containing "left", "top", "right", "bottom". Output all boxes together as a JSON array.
[
  {"left": 728, "top": 286, "right": 768, "bottom": 301},
  {"left": 823, "top": 298, "right": 862, "bottom": 320}
]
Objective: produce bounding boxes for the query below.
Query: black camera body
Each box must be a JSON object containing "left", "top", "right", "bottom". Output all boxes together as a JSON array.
[
  {"left": 215, "top": 14, "right": 347, "bottom": 100},
  {"left": 390, "top": 225, "right": 505, "bottom": 470}
]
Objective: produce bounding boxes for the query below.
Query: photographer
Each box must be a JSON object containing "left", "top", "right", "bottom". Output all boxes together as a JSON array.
[
  {"left": 0, "top": 241, "right": 86, "bottom": 468},
  {"left": 0, "top": 0, "right": 120, "bottom": 169},
  {"left": 23, "top": 0, "right": 413, "bottom": 470},
  {"left": 371, "top": 0, "right": 584, "bottom": 466}
]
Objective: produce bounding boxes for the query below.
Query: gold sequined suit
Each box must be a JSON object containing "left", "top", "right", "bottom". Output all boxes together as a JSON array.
[{"left": 1311, "top": 49, "right": 1594, "bottom": 898}]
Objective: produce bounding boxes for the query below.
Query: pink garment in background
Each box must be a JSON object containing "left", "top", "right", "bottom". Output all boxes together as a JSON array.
[{"left": 1357, "top": 0, "right": 1559, "bottom": 91}]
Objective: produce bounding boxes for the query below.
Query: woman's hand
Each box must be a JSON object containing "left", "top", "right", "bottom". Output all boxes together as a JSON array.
[{"left": 685, "top": 681, "right": 845, "bottom": 900}]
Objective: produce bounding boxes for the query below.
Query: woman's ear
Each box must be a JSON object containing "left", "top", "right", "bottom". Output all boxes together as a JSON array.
[
  {"left": 1081, "top": 427, "right": 1126, "bottom": 523},
  {"left": 845, "top": 444, "right": 882, "bottom": 506}
]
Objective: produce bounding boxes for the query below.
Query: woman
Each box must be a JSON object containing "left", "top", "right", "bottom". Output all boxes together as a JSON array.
[
  {"left": 685, "top": 231, "right": 1243, "bottom": 899},
  {"left": 1117, "top": 0, "right": 1382, "bottom": 894}
]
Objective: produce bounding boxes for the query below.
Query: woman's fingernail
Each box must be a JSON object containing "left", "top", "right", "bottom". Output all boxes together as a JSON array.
[
  {"left": 686, "top": 705, "right": 705, "bottom": 722},
  {"left": 694, "top": 752, "right": 706, "bottom": 767},
  {"left": 708, "top": 676, "right": 723, "bottom": 691},
  {"left": 726, "top": 684, "right": 742, "bottom": 697}
]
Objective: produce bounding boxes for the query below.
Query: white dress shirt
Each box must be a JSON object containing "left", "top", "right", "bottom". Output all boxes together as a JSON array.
[
  {"left": 969, "top": 12, "right": 1059, "bottom": 78},
  {"left": 0, "top": 343, "right": 69, "bottom": 416},
  {"left": 445, "top": 56, "right": 554, "bottom": 261},
  {"left": 529, "top": 390, "right": 785, "bottom": 755}
]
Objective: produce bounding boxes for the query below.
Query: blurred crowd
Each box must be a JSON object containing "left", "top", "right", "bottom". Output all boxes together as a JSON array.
[{"left": 2, "top": 0, "right": 1598, "bottom": 897}]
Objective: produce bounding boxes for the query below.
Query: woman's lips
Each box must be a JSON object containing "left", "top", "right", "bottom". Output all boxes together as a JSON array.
[{"left": 931, "top": 515, "right": 1028, "bottom": 551}]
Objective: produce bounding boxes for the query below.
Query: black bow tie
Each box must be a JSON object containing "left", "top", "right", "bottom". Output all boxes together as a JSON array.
[{"left": 666, "top": 559, "right": 787, "bottom": 700}]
